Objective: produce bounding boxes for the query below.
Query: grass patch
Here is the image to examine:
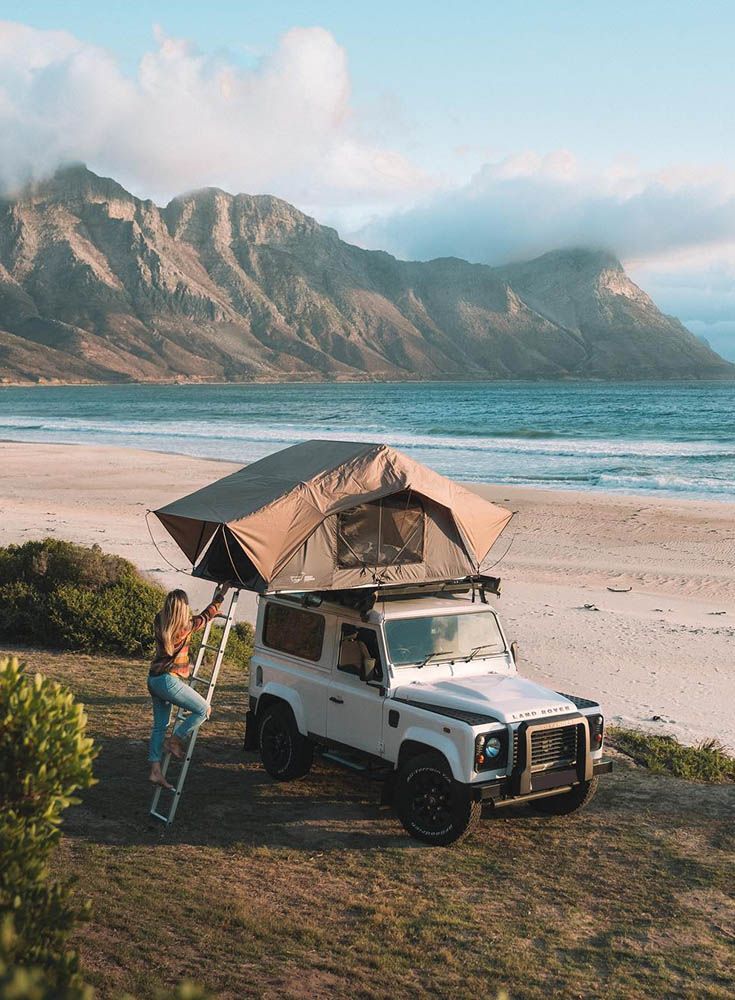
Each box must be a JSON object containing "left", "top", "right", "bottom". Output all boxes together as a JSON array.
[
  {"left": 5, "top": 648, "right": 734, "bottom": 999},
  {"left": 609, "top": 728, "right": 735, "bottom": 783}
]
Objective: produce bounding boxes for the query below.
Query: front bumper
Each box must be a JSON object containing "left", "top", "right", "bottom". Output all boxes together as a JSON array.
[{"left": 475, "top": 757, "right": 613, "bottom": 802}]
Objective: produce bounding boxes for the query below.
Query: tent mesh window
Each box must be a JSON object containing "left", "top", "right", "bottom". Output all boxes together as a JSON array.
[
  {"left": 262, "top": 602, "right": 325, "bottom": 661},
  {"left": 337, "top": 493, "right": 425, "bottom": 569}
]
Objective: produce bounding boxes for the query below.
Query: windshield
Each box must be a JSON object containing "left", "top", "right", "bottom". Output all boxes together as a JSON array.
[{"left": 384, "top": 611, "right": 505, "bottom": 667}]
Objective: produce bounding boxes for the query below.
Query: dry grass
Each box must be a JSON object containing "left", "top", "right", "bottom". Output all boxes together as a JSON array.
[{"left": 6, "top": 644, "right": 735, "bottom": 1000}]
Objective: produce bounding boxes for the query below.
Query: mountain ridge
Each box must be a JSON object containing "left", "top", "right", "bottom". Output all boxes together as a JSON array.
[{"left": 0, "top": 164, "right": 731, "bottom": 384}]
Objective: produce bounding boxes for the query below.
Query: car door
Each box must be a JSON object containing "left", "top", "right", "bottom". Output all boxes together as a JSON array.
[{"left": 326, "top": 623, "right": 386, "bottom": 755}]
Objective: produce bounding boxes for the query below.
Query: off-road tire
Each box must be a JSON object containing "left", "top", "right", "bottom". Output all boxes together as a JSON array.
[
  {"left": 531, "top": 776, "right": 599, "bottom": 816},
  {"left": 394, "top": 751, "right": 481, "bottom": 846},
  {"left": 258, "top": 703, "right": 313, "bottom": 781}
]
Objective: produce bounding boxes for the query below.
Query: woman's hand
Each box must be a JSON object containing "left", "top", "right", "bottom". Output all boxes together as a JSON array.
[{"left": 214, "top": 582, "right": 230, "bottom": 602}]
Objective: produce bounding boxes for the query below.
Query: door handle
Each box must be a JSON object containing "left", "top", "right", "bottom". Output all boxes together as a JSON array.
[{"left": 329, "top": 696, "right": 344, "bottom": 704}]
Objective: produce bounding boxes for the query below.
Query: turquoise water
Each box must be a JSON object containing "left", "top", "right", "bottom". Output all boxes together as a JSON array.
[{"left": 1, "top": 381, "right": 734, "bottom": 500}]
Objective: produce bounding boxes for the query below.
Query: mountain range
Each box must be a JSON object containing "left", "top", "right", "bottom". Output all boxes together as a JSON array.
[{"left": 0, "top": 165, "right": 731, "bottom": 384}]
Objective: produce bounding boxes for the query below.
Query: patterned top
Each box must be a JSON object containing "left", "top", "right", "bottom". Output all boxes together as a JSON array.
[{"left": 149, "top": 599, "right": 223, "bottom": 677}]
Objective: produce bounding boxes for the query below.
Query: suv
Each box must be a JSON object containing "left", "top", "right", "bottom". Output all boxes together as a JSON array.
[{"left": 244, "top": 586, "right": 612, "bottom": 845}]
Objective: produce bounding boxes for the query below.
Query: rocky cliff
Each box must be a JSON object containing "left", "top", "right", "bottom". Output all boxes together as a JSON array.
[{"left": 0, "top": 165, "right": 731, "bottom": 383}]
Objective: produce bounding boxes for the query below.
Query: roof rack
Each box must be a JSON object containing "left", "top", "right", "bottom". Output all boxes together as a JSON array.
[{"left": 283, "top": 575, "right": 501, "bottom": 616}]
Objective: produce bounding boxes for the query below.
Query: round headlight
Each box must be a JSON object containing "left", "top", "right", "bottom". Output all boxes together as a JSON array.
[{"left": 484, "top": 736, "right": 502, "bottom": 758}]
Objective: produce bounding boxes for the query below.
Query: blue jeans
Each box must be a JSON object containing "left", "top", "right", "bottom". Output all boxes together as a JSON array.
[{"left": 147, "top": 672, "right": 209, "bottom": 763}]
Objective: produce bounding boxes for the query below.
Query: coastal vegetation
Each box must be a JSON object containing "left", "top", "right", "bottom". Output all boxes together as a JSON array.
[
  {"left": 0, "top": 655, "right": 96, "bottom": 996},
  {"left": 609, "top": 727, "right": 735, "bottom": 783},
  {"left": 0, "top": 538, "right": 253, "bottom": 669}
]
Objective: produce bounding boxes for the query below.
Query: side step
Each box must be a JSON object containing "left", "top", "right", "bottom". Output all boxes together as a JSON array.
[
  {"left": 318, "top": 748, "right": 392, "bottom": 781},
  {"left": 320, "top": 750, "right": 369, "bottom": 772}
]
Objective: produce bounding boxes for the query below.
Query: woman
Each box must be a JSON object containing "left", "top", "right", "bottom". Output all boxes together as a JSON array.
[{"left": 147, "top": 583, "right": 229, "bottom": 789}]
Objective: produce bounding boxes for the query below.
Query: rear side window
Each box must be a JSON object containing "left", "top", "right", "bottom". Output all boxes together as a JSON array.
[
  {"left": 337, "top": 492, "right": 424, "bottom": 569},
  {"left": 263, "top": 603, "right": 325, "bottom": 661}
]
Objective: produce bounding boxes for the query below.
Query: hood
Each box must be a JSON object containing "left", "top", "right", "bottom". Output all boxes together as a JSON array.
[{"left": 393, "top": 672, "right": 576, "bottom": 724}]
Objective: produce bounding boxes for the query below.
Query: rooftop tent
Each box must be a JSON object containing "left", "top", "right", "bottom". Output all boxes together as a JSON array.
[{"left": 153, "top": 440, "right": 513, "bottom": 594}]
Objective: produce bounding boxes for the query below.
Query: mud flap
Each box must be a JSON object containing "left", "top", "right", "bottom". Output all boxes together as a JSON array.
[
  {"left": 379, "top": 771, "right": 396, "bottom": 809},
  {"left": 243, "top": 709, "right": 258, "bottom": 751}
]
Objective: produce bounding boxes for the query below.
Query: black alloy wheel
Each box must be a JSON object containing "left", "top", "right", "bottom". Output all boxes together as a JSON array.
[
  {"left": 394, "top": 751, "right": 481, "bottom": 846},
  {"left": 258, "top": 703, "right": 313, "bottom": 781},
  {"left": 410, "top": 768, "right": 454, "bottom": 830}
]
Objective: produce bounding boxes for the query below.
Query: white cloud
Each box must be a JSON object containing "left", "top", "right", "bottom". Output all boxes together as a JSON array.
[
  {"left": 0, "top": 20, "right": 427, "bottom": 210},
  {"left": 357, "top": 152, "right": 735, "bottom": 266}
]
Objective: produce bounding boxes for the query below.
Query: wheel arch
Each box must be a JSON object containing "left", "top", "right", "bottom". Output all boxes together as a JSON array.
[
  {"left": 397, "top": 729, "right": 464, "bottom": 781},
  {"left": 255, "top": 683, "right": 307, "bottom": 735}
]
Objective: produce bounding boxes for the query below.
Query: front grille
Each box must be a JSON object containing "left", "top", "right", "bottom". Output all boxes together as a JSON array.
[{"left": 530, "top": 725, "right": 578, "bottom": 772}]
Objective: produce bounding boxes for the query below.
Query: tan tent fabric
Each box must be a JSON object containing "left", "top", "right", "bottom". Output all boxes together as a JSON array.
[{"left": 154, "top": 441, "right": 512, "bottom": 593}]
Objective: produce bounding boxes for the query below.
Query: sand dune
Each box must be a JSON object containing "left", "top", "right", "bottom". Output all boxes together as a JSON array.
[{"left": 1, "top": 440, "right": 732, "bottom": 748}]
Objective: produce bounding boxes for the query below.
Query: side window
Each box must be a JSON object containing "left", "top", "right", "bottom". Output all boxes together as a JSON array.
[
  {"left": 262, "top": 602, "right": 325, "bottom": 662},
  {"left": 337, "top": 624, "right": 384, "bottom": 682}
]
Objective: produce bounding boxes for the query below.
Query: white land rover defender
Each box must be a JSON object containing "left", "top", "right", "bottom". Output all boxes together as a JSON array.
[{"left": 244, "top": 581, "right": 612, "bottom": 845}]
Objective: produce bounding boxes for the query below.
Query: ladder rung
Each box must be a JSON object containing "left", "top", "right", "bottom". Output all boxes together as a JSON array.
[
  {"left": 190, "top": 674, "right": 212, "bottom": 686},
  {"left": 200, "top": 644, "right": 222, "bottom": 653},
  {"left": 150, "top": 810, "right": 171, "bottom": 823}
]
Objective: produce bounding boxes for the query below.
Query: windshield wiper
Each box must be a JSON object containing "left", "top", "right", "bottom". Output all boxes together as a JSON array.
[
  {"left": 418, "top": 649, "right": 453, "bottom": 668},
  {"left": 465, "top": 643, "right": 498, "bottom": 662}
]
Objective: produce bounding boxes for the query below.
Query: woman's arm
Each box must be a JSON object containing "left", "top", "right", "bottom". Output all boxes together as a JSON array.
[{"left": 190, "top": 583, "right": 230, "bottom": 633}]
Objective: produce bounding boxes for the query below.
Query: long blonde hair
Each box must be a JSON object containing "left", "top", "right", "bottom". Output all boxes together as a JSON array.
[{"left": 159, "top": 589, "right": 191, "bottom": 655}]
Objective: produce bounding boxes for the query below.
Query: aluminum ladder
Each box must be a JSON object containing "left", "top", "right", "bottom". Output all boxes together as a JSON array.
[{"left": 150, "top": 586, "right": 240, "bottom": 825}]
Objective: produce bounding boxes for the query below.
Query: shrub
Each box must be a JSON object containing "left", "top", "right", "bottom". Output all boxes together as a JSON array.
[
  {"left": 190, "top": 620, "right": 254, "bottom": 673},
  {"left": 0, "top": 538, "right": 164, "bottom": 657},
  {"left": 609, "top": 727, "right": 735, "bottom": 783},
  {"left": 0, "top": 656, "right": 96, "bottom": 992}
]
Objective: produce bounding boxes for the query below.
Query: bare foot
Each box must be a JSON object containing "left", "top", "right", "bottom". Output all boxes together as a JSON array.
[
  {"left": 149, "top": 766, "right": 173, "bottom": 790},
  {"left": 164, "top": 735, "right": 186, "bottom": 759}
]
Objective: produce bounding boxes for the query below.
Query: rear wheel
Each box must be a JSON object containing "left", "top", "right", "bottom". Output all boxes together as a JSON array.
[
  {"left": 258, "top": 703, "right": 313, "bottom": 781},
  {"left": 394, "top": 751, "right": 481, "bottom": 846},
  {"left": 531, "top": 776, "right": 598, "bottom": 815}
]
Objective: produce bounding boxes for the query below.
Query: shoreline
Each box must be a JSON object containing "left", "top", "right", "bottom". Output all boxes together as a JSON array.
[
  {"left": 1, "top": 434, "right": 734, "bottom": 506},
  {"left": 3, "top": 374, "right": 735, "bottom": 388},
  {"left": 0, "top": 439, "right": 733, "bottom": 749}
]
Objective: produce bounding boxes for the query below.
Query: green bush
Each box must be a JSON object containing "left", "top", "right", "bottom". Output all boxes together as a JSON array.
[
  {"left": 0, "top": 539, "right": 254, "bottom": 674},
  {"left": 0, "top": 656, "right": 97, "bottom": 993},
  {"left": 0, "top": 539, "right": 164, "bottom": 657},
  {"left": 609, "top": 727, "right": 735, "bottom": 782},
  {"left": 190, "top": 620, "right": 254, "bottom": 673}
]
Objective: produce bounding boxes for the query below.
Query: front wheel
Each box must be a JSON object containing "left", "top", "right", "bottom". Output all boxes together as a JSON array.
[
  {"left": 258, "top": 703, "right": 313, "bottom": 781},
  {"left": 530, "top": 776, "right": 598, "bottom": 815},
  {"left": 394, "top": 751, "right": 481, "bottom": 846}
]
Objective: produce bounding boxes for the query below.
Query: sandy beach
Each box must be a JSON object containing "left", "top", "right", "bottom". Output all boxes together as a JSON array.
[{"left": 1, "top": 439, "right": 733, "bottom": 749}]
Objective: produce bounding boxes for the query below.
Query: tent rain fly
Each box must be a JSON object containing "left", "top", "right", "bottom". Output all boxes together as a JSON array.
[{"left": 153, "top": 440, "right": 513, "bottom": 594}]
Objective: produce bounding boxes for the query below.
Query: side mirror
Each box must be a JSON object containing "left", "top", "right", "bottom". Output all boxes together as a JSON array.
[{"left": 510, "top": 641, "right": 519, "bottom": 665}]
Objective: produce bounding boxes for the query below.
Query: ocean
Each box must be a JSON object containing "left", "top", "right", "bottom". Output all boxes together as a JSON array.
[{"left": 1, "top": 381, "right": 734, "bottom": 500}]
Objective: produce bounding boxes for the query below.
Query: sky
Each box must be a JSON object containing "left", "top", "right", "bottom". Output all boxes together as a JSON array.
[{"left": 2, "top": 0, "right": 735, "bottom": 358}]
